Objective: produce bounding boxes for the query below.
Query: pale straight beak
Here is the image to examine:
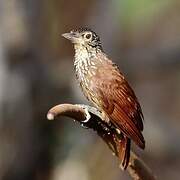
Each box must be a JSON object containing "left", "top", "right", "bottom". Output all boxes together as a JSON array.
[{"left": 62, "top": 32, "right": 79, "bottom": 42}]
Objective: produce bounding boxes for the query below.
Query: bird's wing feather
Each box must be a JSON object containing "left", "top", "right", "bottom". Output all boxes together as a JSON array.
[{"left": 90, "top": 59, "right": 145, "bottom": 149}]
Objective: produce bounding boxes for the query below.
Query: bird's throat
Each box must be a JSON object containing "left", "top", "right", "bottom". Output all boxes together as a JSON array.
[
  {"left": 74, "top": 44, "right": 97, "bottom": 83},
  {"left": 74, "top": 44, "right": 90, "bottom": 64}
]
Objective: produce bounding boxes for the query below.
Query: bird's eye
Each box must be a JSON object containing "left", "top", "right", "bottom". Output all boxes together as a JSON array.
[{"left": 85, "top": 33, "right": 92, "bottom": 39}]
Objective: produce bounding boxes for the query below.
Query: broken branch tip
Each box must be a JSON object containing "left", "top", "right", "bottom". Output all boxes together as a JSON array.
[{"left": 47, "top": 112, "right": 55, "bottom": 120}]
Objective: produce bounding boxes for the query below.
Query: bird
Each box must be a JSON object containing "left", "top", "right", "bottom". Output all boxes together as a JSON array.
[{"left": 62, "top": 28, "right": 145, "bottom": 169}]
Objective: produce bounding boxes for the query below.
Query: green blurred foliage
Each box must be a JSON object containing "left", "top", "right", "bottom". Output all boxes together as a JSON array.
[{"left": 115, "top": 0, "right": 171, "bottom": 27}]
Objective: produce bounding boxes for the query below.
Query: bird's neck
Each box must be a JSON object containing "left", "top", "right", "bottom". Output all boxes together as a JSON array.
[
  {"left": 74, "top": 44, "right": 97, "bottom": 63},
  {"left": 73, "top": 44, "right": 99, "bottom": 82}
]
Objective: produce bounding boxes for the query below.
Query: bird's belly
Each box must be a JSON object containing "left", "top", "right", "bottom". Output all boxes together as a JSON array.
[
  {"left": 75, "top": 61, "right": 101, "bottom": 108},
  {"left": 79, "top": 75, "right": 100, "bottom": 108},
  {"left": 80, "top": 80, "right": 95, "bottom": 102}
]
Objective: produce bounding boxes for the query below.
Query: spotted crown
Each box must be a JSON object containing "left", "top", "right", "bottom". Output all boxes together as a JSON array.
[{"left": 72, "top": 27, "right": 102, "bottom": 50}]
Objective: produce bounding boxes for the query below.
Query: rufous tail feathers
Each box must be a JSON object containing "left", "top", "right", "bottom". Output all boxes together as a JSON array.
[{"left": 118, "top": 136, "right": 131, "bottom": 170}]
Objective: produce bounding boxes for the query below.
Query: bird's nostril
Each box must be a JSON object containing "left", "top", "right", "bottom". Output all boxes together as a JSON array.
[{"left": 70, "top": 31, "right": 76, "bottom": 35}]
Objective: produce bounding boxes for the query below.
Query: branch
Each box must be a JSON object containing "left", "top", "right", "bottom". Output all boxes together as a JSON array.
[{"left": 47, "top": 103, "right": 156, "bottom": 180}]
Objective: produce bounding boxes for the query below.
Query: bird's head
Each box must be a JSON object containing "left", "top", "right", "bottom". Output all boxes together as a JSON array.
[{"left": 62, "top": 28, "right": 102, "bottom": 51}]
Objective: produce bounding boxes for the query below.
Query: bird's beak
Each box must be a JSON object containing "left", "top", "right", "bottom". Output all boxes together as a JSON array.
[{"left": 62, "top": 32, "right": 80, "bottom": 43}]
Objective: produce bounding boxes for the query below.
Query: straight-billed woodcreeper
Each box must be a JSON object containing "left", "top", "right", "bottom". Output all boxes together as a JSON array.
[{"left": 62, "top": 28, "right": 145, "bottom": 169}]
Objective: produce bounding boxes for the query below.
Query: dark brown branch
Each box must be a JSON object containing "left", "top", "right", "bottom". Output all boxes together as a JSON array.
[{"left": 47, "top": 103, "right": 156, "bottom": 180}]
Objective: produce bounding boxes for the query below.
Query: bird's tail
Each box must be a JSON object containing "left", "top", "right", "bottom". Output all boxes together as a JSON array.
[{"left": 118, "top": 136, "right": 131, "bottom": 170}]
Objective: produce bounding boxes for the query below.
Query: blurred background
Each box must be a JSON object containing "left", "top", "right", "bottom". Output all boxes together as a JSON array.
[{"left": 0, "top": 0, "right": 180, "bottom": 179}]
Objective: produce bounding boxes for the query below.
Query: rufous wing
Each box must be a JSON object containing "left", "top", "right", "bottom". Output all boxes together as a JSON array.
[{"left": 90, "top": 60, "right": 145, "bottom": 149}]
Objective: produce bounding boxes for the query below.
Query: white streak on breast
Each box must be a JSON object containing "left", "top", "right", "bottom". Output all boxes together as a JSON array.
[{"left": 74, "top": 44, "right": 97, "bottom": 84}]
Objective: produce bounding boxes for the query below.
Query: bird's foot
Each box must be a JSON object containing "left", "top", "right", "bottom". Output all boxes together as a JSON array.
[{"left": 75, "top": 104, "right": 91, "bottom": 123}]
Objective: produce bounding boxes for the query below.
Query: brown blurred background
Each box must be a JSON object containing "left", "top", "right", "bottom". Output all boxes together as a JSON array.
[{"left": 0, "top": 0, "right": 180, "bottom": 179}]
